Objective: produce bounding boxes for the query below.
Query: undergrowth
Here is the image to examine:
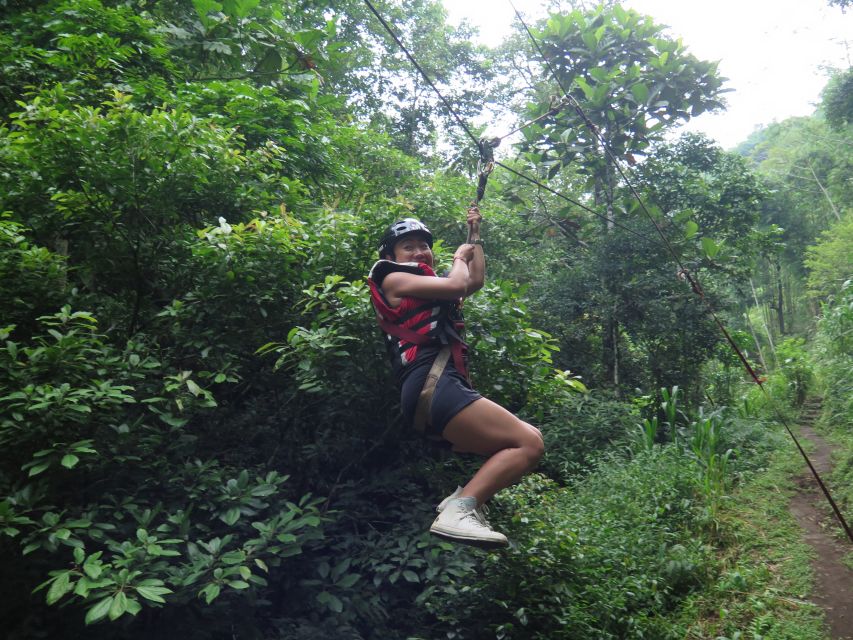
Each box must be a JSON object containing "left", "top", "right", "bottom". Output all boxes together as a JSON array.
[{"left": 675, "top": 422, "right": 829, "bottom": 640}]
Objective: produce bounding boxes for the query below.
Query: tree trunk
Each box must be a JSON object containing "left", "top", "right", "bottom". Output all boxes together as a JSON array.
[
  {"left": 774, "top": 258, "right": 785, "bottom": 335},
  {"left": 744, "top": 311, "right": 768, "bottom": 373},
  {"left": 750, "top": 277, "right": 777, "bottom": 366},
  {"left": 596, "top": 162, "right": 619, "bottom": 389}
]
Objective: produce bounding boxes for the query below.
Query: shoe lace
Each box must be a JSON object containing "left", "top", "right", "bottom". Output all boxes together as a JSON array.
[
  {"left": 475, "top": 504, "right": 491, "bottom": 527},
  {"left": 459, "top": 508, "right": 492, "bottom": 531}
]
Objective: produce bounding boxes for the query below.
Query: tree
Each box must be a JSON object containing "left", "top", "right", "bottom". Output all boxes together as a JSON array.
[
  {"left": 511, "top": 4, "right": 727, "bottom": 387},
  {"left": 805, "top": 216, "right": 853, "bottom": 299},
  {"left": 821, "top": 67, "right": 853, "bottom": 131}
]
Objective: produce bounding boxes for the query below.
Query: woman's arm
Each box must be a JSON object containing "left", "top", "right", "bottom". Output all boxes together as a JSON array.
[{"left": 382, "top": 244, "right": 475, "bottom": 306}]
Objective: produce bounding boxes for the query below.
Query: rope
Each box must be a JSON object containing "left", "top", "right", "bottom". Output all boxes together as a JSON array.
[
  {"left": 508, "top": 1, "right": 853, "bottom": 544},
  {"left": 360, "top": 0, "right": 667, "bottom": 250}
]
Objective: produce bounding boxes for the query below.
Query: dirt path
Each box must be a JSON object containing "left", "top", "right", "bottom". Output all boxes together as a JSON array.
[{"left": 788, "top": 400, "right": 853, "bottom": 640}]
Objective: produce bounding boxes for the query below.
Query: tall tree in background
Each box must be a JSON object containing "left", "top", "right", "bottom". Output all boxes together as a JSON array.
[
  {"left": 736, "top": 72, "right": 852, "bottom": 335},
  {"left": 511, "top": 4, "right": 727, "bottom": 387}
]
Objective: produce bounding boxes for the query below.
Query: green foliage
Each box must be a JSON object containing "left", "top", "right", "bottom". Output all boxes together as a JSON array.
[
  {"left": 688, "top": 410, "right": 733, "bottom": 529},
  {"left": 775, "top": 338, "right": 814, "bottom": 407},
  {"left": 820, "top": 67, "right": 853, "bottom": 130},
  {"left": 0, "top": 0, "right": 841, "bottom": 636},
  {"left": 0, "top": 310, "right": 325, "bottom": 630},
  {"left": 805, "top": 215, "right": 853, "bottom": 298},
  {"left": 521, "top": 4, "right": 726, "bottom": 177},
  {"left": 0, "top": 0, "right": 174, "bottom": 116},
  {"left": 641, "top": 133, "right": 768, "bottom": 283},
  {"left": 429, "top": 451, "right": 712, "bottom": 639},
  {"left": 0, "top": 217, "right": 68, "bottom": 333},
  {"left": 536, "top": 391, "right": 634, "bottom": 481},
  {"left": 813, "top": 284, "right": 853, "bottom": 517}
]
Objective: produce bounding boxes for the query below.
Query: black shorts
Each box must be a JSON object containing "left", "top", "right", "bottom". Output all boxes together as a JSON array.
[{"left": 399, "top": 347, "right": 482, "bottom": 441}]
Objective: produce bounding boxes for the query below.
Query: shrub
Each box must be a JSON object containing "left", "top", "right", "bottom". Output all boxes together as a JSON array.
[{"left": 426, "top": 448, "right": 712, "bottom": 640}]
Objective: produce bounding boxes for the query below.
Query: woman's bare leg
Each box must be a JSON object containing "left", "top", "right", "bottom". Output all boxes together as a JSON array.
[{"left": 441, "top": 397, "right": 544, "bottom": 504}]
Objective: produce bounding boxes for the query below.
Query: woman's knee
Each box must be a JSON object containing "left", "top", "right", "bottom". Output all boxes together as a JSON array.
[{"left": 520, "top": 422, "right": 545, "bottom": 463}]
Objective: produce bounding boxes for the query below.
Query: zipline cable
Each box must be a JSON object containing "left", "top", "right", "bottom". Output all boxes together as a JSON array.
[
  {"left": 360, "top": 0, "right": 668, "bottom": 250},
  {"left": 508, "top": 0, "right": 853, "bottom": 544}
]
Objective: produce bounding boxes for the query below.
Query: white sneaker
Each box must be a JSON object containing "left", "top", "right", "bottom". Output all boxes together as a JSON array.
[
  {"left": 430, "top": 497, "right": 508, "bottom": 548},
  {"left": 436, "top": 486, "right": 463, "bottom": 512},
  {"left": 437, "top": 487, "right": 491, "bottom": 526}
]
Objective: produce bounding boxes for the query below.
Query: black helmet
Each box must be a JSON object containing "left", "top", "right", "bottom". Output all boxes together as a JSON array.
[{"left": 378, "top": 218, "right": 433, "bottom": 258}]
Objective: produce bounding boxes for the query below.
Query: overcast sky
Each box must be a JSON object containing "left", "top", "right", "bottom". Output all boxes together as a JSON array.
[{"left": 443, "top": 0, "right": 852, "bottom": 149}]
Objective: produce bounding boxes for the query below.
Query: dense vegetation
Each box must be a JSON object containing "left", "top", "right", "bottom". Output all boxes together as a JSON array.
[{"left": 0, "top": 1, "right": 849, "bottom": 638}]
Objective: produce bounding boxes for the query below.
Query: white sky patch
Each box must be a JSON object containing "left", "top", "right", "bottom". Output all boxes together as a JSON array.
[{"left": 443, "top": 0, "right": 852, "bottom": 148}]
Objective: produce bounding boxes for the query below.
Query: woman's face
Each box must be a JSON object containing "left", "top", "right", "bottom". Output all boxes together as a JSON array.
[{"left": 392, "top": 233, "right": 433, "bottom": 267}]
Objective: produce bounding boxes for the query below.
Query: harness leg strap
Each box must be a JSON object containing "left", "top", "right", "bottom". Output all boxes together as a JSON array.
[{"left": 412, "top": 346, "right": 452, "bottom": 436}]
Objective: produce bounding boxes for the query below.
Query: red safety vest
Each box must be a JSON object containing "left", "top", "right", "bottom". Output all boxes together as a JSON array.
[{"left": 367, "top": 260, "right": 468, "bottom": 380}]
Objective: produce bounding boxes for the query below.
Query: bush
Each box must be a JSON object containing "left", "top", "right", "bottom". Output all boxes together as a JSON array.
[{"left": 425, "top": 448, "right": 713, "bottom": 640}]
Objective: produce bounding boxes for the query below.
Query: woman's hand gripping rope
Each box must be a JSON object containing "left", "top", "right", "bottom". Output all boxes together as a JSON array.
[{"left": 465, "top": 205, "right": 482, "bottom": 244}]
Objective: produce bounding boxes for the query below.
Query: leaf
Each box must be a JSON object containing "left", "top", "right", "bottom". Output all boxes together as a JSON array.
[
  {"left": 109, "top": 591, "right": 128, "bottom": 621},
  {"left": 317, "top": 590, "right": 343, "bottom": 612},
  {"left": 402, "top": 570, "right": 419, "bottom": 583},
  {"left": 220, "top": 508, "right": 241, "bottom": 525},
  {"left": 200, "top": 583, "right": 221, "bottom": 604},
  {"left": 46, "top": 571, "right": 73, "bottom": 605},
  {"left": 220, "top": 549, "right": 245, "bottom": 564},
  {"left": 228, "top": 580, "right": 249, "bottom": 589},
  {"left": 255, "top": 49, "right": 282, "bottom": 76},
  {"left": 185, "top": 379, "right": 203, "bottom": 396},
  {"left": 27, "top": 461, "right": 51, "bottom": 477},
  {"left": 125, "top": 597, "right": 142, "bottom": 616},
  {"left": 136, "top": 585, "right": 171, "bottom": 603},
  {"left": 337, "top": 573, "right": 360, "bottom": 588},
  {"left": 83, "top": 561, "right": 103, "bottom": 580},
  {"left": 630, "top": 82, "right": 649, "bottom": 104},
  {"left": 685, "top": 220, "right": 699, "bottom": 239},
  {"left": 701, "top": 237, "right": 721, "bottom": 259},
  {"left": 192, "top": 0, "right": 223, "bottom": 25},
  {"left": 61, "top": 454, "right": 79, "bottom": 469},
  {"left": 85, "top": 596, "right": 114, "bottom": 625},
  {"left": 574, "top": 77, "right": 593, "bottom": 100}
]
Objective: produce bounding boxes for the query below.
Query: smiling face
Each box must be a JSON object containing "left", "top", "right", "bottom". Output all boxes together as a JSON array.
[{"left": 390, "top": 232, "right": 433, "bottom": 267}]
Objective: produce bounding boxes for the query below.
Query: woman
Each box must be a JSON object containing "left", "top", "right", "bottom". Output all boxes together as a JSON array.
[{"left": 367, "top": 207, "right": 544, "bottom": 548}]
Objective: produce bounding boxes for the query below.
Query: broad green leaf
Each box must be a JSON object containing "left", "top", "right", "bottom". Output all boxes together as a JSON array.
[
  {"left": 337, "top": 573, "right": 360, "bottom": 588},
  {"left": 83, "top": 561, "right": 103, "bottom": 580},
  {"left": 136, "top": 585, "right": 171, "bottom": 603},
  {"left": 61, "top": 454, "right": 79, "bottom": 469},
  {"left": 109, "top": 591, "right": 128, "bottom": 621},
  {"left": 125, "top": 598, "right": 142, "bottom": 616},
  {"left": 46, "top": 571, "right": 72, "bottom": 605},
  {"left": 185, "top": 379, "right": 203, "bottom": 396},
  {"left": 402, "top": 570, "right": 419, "bottom": 583},
  {"left": 200, "top": 583, "right": 220, "bottom": 604},
  {"left": 630, "top": 83, "right": 649, "bottom": 104},
  {"left": 221, "top": 508, "right": 240, "bottom": 525},
  {"left": 220, "top": 549, "right": 245, "bottom": 564},
  {"left": 27, "top": 461, "right": 51, "bottom": 477},
  {"left": 85, "top": 596, "right": 114, "bottom": 625},
  {"left": 685, "top": 220, "right": 699, "bottom": 239},
  {"left": 701, "top": 237, "right": 721, "bottom": 259}
]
